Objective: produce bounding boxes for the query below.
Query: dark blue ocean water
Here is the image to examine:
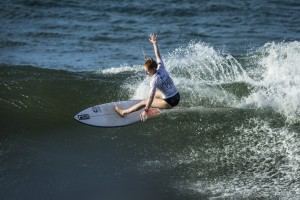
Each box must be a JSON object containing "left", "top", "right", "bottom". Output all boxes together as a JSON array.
[
  {"left": 1, "top": 1, "right": 300, "bottom": 200},
  {"left": 1, "top": 0, "right": 300, "bottom": 71}
]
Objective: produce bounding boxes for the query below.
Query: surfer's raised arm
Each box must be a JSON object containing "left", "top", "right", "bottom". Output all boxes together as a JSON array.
[{"left": 149, "top": 33, "right": 161, "bottom": 62}]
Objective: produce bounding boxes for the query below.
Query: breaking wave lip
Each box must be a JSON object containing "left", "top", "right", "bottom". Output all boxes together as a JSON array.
[
  {"left": 239, "top": 41, "right": 300, "bottom": 124},
  {"left": 97, "top": 64, "right": 141, "bottom": 74}
]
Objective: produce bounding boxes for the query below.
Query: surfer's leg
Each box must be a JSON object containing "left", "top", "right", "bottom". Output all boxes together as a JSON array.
[
  {"left": 151, "top": 98, "right": 172, "bottom": 109},
  {"left": 152, "top": 90, "right": 172, "bottom": 109},
  {"left": 114, "top": 106, "right": 126, "bottom": 117},
  {"left": 115, "top": 100, "right": 147, "bottom": 117},
  {"left": 115, "top": 90, "right": 172, "bottom": 117},
  {"left": 155, "top": 90, "right": 163, "bottom": 99},
  {"left": 124, "top": 100, "right": 147, "bottom": 114}
]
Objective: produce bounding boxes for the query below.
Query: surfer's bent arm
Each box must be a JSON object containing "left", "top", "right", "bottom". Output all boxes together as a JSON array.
[
  {"left": 149, "top": 33, "right": 161, "bottom": 62},
  {"left": 145, "top": 92, "right": 155, "bottom": 111},
  {"left": 140, "top": 91, "right": 155, "bottom": 121}
]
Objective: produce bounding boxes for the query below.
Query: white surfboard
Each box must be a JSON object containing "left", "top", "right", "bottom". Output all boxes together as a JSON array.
[{"left": 74, "top": 100, "right": 161, "bottom": 127}]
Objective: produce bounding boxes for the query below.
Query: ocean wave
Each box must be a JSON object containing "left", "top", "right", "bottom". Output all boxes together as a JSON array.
[{"left": 240, "top": 41, "right": 300, "bottom": 124}]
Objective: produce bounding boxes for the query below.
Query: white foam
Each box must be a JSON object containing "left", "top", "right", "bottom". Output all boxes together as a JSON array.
[
  {"left": 131, "top": 78, "right": 150, "bottom": 99},
  {"left": 98, "top": 64, "right": 141, "bottom": 74},
  {"left": 240, "top": 41, "right": 300, "bottom": 123},
  {"left": 165, "top": 41, "right": 249, "bottom": 83}
]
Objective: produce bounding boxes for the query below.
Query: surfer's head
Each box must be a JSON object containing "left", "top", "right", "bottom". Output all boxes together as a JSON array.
[
  {"left": 144, "top": 58, "right": 157, "bottom": 76},
  {"left": 144, "top": 58, "right": 157, "bottom": 69}
]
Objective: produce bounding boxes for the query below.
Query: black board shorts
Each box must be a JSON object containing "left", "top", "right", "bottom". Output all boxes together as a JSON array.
[{"left": 164, "top": 92, "right": 180, "bottom": 108}]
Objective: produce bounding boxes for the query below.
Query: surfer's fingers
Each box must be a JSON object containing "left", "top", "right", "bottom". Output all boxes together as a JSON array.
[
  {"left": 140, "top": 112, "right": 147, "bottom": 122},
  {"left": 140, "top": 113, "right": 144, "bottom": 122}
]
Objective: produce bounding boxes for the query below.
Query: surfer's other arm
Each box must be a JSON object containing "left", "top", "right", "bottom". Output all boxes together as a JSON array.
[{"left": 140, "top": 91, "right": 155, "bottom": 121}]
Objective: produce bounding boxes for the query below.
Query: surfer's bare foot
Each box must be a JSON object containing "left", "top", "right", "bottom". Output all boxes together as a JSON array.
[{"left": 115, "top": 106, "right": 126, "bottom": 117}]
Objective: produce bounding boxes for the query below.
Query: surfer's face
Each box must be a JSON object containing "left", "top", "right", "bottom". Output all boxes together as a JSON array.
[
  {"left": 144, "top": 58, "right": 157, "bottom": 77},
  {"left": 144, "top": 66, "right": 155, "bottom": 76},
  {"left": 144, "top": 67, "right": 150, "bottom": 76}
]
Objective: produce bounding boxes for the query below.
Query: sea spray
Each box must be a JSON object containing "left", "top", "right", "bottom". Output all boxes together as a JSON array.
[
  {"left": 164, "top": 41, "right": 249, "bottom": 107},
  {"left": 197, "top": 117, "right": 300, "bottom": 199},
  {"left": 100, "top": 64, "right": 141, "bottom": 74},
  {"left": 240, "top": 41, "right": 300, "bottom": 124},
  {"left": 165, "top": 41, "right": 248, "bottom": 83}
]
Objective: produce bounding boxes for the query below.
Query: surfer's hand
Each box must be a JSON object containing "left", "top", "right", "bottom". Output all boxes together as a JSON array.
[
  {"left": 140, "top": 111, "right": 148, "bottom": 122},
  {"left": 149, "top": 33, "right": 157, "bottom": 44}
]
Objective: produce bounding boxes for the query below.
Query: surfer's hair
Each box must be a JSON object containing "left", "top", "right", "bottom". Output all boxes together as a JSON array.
[{"left": 144, "top": 58, "right": 157, "bottom": 69}]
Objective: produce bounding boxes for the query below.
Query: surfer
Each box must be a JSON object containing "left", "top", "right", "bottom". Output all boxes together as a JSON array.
[{"left": 115, "top": 33, "right": 180, "bottom": 121}]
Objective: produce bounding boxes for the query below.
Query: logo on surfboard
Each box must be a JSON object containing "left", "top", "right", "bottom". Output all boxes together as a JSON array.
[
  {"left": 77, "top": 114, "right": 90, "bottom": 120},
  {"left": 92, "top": 106, "right": 102, "bottom": 113}
]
